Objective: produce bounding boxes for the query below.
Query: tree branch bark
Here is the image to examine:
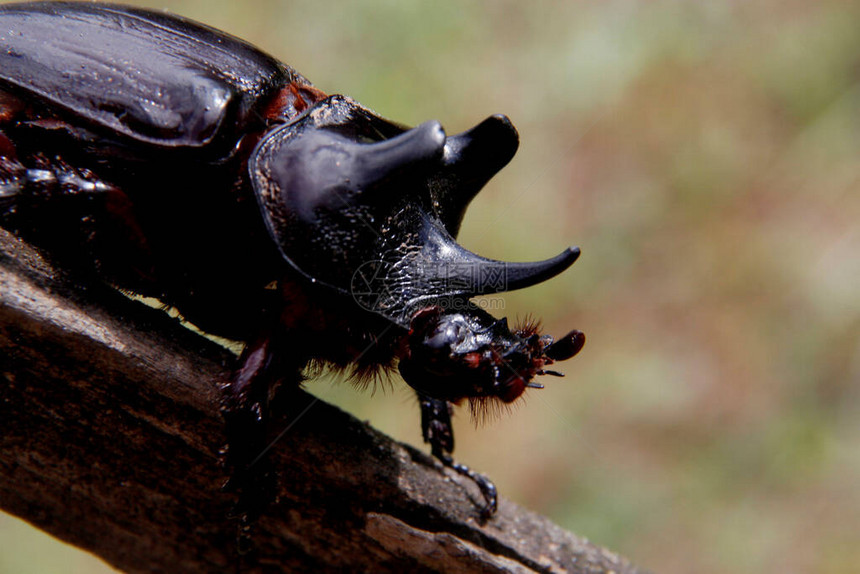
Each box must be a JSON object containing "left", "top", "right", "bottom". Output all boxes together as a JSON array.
[{"left": 0, "top": 228, "right": 646, "bottom": 574}]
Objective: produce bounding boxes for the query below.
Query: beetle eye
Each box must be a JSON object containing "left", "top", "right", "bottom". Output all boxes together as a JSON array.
[
  {"left": 451, "top": 323, "right": 468, "bottom": 345},
  {"left": 426, "top": 321, "right": 465, "bottom": 349}
]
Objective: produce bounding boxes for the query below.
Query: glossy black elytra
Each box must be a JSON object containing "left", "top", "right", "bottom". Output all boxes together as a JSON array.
[{"left": 0, "top": 2, "right": 584, "bottom": 524}]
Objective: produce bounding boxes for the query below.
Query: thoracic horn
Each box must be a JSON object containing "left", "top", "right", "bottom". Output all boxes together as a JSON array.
[
  {"left": 356, "top": 120, "right": 446, "bottom": 190},
  {"left": 433, "top": 114, "right": 519, "bottom": 234},
  {"left": 267, "top": 119, "right": 445, "bottom": 205}
]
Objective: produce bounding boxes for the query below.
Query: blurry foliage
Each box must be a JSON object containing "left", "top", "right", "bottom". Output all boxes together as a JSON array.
[{"left": 2, "top": 1, "right": 859, "bottom": 573}]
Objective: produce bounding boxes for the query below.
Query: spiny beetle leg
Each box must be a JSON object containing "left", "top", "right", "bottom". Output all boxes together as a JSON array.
[
  {"left": 0, "top": 152, "right": 156, "bottom": 285},
  {"left": 0, "top": 151, "right": 121, "bottom": 209},
  {"left": 0, "top": 154, "right": 23, "bottom": 210},
  {"left": 419, "top": 396, "right": 499, "bottom": 519}
]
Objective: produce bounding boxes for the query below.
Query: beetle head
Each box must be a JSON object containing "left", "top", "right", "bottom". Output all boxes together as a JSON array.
[
  {"left": 250, "top": 95, "right": 580, "bottom": 327},
  {"left": 398, "top": 305, "right": 585, "bottom": 414},
  {"left": 250, "top": 95, "right": 585, "bottom": 410}
]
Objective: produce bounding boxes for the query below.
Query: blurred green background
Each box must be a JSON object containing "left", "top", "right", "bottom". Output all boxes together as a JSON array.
[{"left": 2, "top": 1, "right": 859, "bottom": 572}]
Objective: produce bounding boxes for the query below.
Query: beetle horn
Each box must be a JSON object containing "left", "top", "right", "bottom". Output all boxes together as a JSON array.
[
  {"left": 415, "top": 215, "right": 580, "bottom": 298},
  {"left": 434, "top": 115, "right": 519, "bottom": 234},
  {"left": 490, "top": 246, "right": 580, "bottom": 293},
  {"left": 253, "top": 114, "right": 446, "bottom": 223},
  {"left": 437, "top": 244, "right": 580, "bottom": 296},
  {"left": 356, "top": 120, "right": 446, "bottom": 188},
  {"left": 251, "top": 95, "right": 580, "bottom": 324}
]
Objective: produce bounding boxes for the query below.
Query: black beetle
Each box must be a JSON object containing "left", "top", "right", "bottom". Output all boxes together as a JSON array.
[{"left": 0, "top": 2, "right": 584, "bottom": 521}]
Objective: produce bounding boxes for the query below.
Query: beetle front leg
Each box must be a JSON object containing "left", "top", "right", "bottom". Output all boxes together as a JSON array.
[{"left": 419, "top": 396, "right": 498, "bottom": 519}]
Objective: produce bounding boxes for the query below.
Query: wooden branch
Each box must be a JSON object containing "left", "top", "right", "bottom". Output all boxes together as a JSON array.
[{"left": 0, "top": 227, "right": 646, "bottom": 574}]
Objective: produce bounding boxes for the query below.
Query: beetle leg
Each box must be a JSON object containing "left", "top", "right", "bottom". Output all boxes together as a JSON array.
[
  {"left": 221, "top": 329, "right": 306, "bottom": 483},
  {"left": 221, "top": 349, "right": 274, "bottom": 556},
  {"left": 0, "top": 152, "right": 107, "bottom": 240},
  {"left": 0, "top": 151, "right": 118, "bottom": 207},
  {"left": 0, "top": 150, "right": 157, "bottom": 285},
  {"left": 220, "top": 326, "right": 308, "bottom": 554},
  {"left": 221, "top": 333, "right": 276, "bottom": 486},
  {"left": 419, "top": 395, "right": 498, "bottom": 519},
  {"left": 220, "top": 332, "right": 280, "bottom": 554},
  {"left": 0, "top": 154, "right": 24, "bottom": 210}
]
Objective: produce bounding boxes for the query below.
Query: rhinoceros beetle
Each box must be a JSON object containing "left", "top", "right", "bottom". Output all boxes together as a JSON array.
[{"left": 0, "top": 1, "right": 584, "bottom": 522}]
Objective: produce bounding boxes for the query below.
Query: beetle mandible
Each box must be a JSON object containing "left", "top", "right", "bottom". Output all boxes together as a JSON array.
[{"left": 0, "top": 2, "right": 585, "bottom": 520}]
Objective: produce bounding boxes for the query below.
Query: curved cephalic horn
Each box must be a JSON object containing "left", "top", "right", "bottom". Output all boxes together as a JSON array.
[
  {"left": 418, "top": 216, "right": 580, "bottom": 297},
  {"left": 494, "top": 245, "right": 580, "bottom": 292},
  {"left": 435, "top": 115, "right": 519, "bottom": 234}
]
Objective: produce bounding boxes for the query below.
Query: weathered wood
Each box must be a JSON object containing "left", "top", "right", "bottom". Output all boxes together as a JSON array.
[{"left": 0, "top": 227, "right": 645, "bottom": 573}]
